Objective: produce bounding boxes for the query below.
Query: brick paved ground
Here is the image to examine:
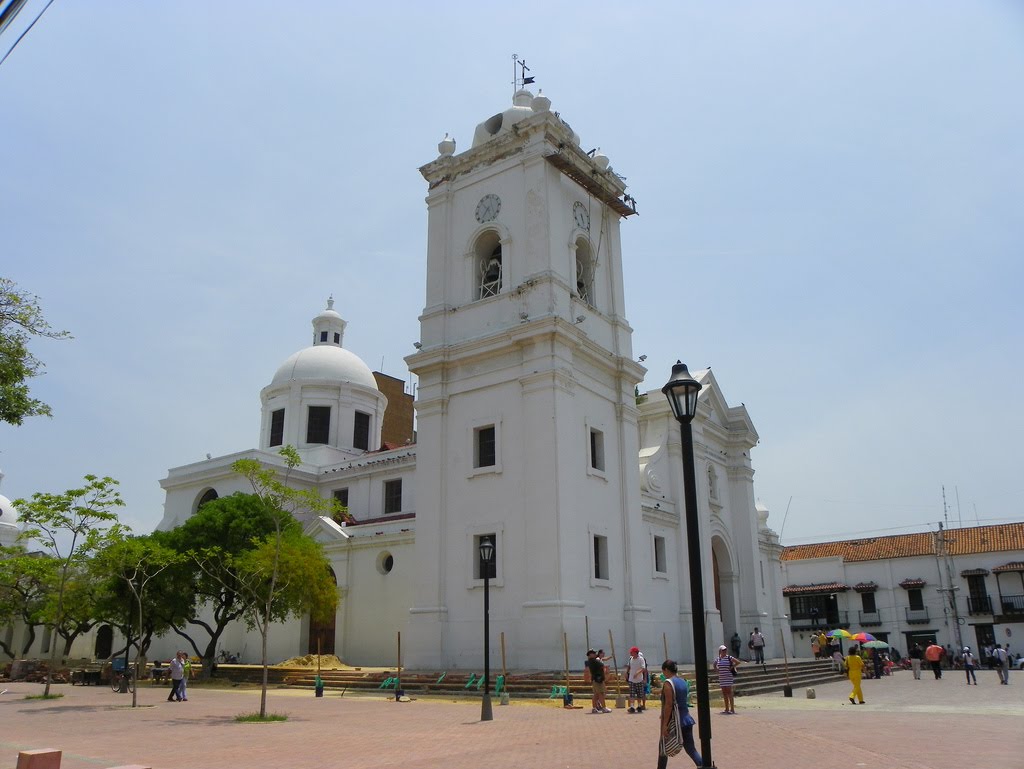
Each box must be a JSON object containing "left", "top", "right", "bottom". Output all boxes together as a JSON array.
[{"left": 1, "top": 667, "right": 1021, "bottom": 769}]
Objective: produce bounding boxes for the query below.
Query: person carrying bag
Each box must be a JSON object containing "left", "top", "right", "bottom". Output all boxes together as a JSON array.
[{"left": 657, "top": 660, "right": 701, "bottom": 768}]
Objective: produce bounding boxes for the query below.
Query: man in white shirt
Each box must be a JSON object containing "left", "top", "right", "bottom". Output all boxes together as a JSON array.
[
  {"left": 625, "top": 646, "right": 648, "bottom": 713},
  {"left": 993, "top": 644, "right": 1010, "bottom": 684},
  {"left": 750, "top": 628, "right": 766, "bottom": 665}
]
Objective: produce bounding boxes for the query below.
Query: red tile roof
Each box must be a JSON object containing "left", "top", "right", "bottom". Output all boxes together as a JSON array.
[
  {"left": 781, "top": 522, "right": 1024, "bottom": 563},
  {"left": 782, "top": 582, "right": 849, "bottom": 596},
  {"left": 853, "top": 582, "right": 878, "bottom": 592},
  {"left": 993, "top": 561, "right": 1024, "bottom": 573},
  {"left": 899, "top": 578, "right": 927, "bottom": 588}
]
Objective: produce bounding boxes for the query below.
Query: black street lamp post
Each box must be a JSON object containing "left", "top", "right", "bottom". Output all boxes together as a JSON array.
[
  {"left": 662, "top": 361, "right": 714, "bottom": 768},
  {"left": 479, "top": 539, "right": 495, "bottom": 722}
]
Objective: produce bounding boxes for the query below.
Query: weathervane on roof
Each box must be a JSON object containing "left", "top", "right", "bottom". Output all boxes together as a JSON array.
[{"left": 512, "top": 54, "right": 535, "bottom": 94}]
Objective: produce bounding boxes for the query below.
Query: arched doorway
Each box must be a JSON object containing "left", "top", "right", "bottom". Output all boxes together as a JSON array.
[
  {"left": 94, "top": 624, "right": 113, "bottom": 659},
  {"left": 711, "top": 535, "right": 739, "bottom": 648},
  {"left": 307, "top": 566, "right": 337, "bottom": 655}
]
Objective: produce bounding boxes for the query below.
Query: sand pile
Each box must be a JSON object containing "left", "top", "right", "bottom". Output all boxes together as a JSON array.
[{"left": 275, "top": 654, "right": 345, "bottom": 668}]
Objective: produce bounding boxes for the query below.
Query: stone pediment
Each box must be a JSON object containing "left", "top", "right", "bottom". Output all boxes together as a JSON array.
[{"left": 304, "top": 515, "right": 352, "bottom": 543}]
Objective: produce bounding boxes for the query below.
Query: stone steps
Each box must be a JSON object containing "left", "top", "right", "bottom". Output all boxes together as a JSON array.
[{"left": 227, "top": 658, "right": 846, "bottom": 699}]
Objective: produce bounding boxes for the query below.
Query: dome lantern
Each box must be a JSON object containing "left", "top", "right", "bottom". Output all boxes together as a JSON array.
[{"left": 312, "top": 296, "right": 347, "bottom": 348}]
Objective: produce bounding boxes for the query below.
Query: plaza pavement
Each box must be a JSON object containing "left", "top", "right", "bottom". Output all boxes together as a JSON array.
[{"left": 1, "top": 667, "right": 1021, "bottom": 769}]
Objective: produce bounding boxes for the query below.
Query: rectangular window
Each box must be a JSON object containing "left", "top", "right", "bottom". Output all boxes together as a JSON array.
[
  {"left": 908, "top": 588, "right": 924, "bottom": 611},
  {"left": 475, "top": 534, "right": 497, "bottom": 579},
  {"left": 306, "top": 406, "right": 331, "bottom": 444},
  {"left": 475, "top": 425, "right": 496, "bottom": 468},
  {"left": 353, "top": 411, "right": 370, "bottom": 450},
  {"left": 332, "top": 488, "right": 349, "bottom": 508},
  {"left": 590, "top": 428, "right": 605, "bottom": 472},
  {"left": 862, "top": 592, "right": 877, "bottom": 613},
  {"left": 320, "top": 331, "right": 328, "bottom": 342},
  {"left": 654, "top": 535, "right": 667, "bottom": 574},
  {"left": 269, "top": 408, "right": 285, "bottom": 447},
  {"left": 593, "top": 534, "right": 609, "bottom": 580},
  {"left": 383, "top": 479, "right": 402, "bottom": 514},
  {"left": 333, "top": 332, "right": 341, "bottom": 344}
]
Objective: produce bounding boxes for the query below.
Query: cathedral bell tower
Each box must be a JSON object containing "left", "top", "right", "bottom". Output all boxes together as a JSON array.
[{"left": 405, "top": 88, "right": 646, "bottom": 670}]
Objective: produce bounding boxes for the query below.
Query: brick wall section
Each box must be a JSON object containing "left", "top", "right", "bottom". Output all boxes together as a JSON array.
[{"left": 373, "top": 371, "right": 415, "bottom": 447}]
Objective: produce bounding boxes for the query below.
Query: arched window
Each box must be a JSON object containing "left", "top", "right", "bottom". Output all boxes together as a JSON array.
[
  {"left": 474, "top": 231, "right": 503, "bottom": 300},
  {"left": 574, "top": 238, "right": 594, "bottom": 306},
  {"left": 196, "top": 488, "right": 219, "bottom": 513}
]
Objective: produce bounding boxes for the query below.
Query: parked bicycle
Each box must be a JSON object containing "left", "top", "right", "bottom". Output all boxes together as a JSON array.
[{"left": 109, "top": 658, "right": 136, "bottom": 693}]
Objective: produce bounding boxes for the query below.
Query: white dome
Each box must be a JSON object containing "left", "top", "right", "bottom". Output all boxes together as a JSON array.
[
  {"left": 0, "top": 470, "right": 17, "bottom": 531},
  {"left": 271, "top": 345, "right": 377, "bottom": 390},
  {"left": 0, "top": 493, "right": 17, "bottom": 529}
]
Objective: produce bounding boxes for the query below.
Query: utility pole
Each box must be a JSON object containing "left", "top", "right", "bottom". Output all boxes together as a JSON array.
[{"left": 936, "top": 522, "right": 964, "bottom": 651}]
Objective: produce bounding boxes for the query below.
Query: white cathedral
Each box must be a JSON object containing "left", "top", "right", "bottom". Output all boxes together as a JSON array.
[{"left": 152, "top": 89, "right": 788, "bottom": 670}]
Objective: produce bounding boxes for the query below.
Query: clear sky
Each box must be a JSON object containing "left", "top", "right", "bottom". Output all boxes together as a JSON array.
[{"left": 2, "top": 1, "right": 1022, "bottom": 544}]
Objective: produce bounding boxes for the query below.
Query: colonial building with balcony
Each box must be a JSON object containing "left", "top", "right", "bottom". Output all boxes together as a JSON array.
[{"left": 780, "top": 522, "right": 1024, "bottom": 659}]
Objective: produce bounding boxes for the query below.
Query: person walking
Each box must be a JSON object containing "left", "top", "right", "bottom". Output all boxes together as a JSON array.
[
  {"left": 179, "top": 652, "right": 192, "bottom": 701},
  {"left": 166, "top": 651, "right": 185, "bottom": 702},
  {"left": 963, "top": 647, "right": 978, "bottom": 685},
  {"left": 715, "top": 645, "right": 741, "bottom": 715},
  {"left": 846, "top": 644, "right": 865, "bottom": 704},
  {"left": 583, "top": 649, "right": 610, "bottom": 713},
  {"left": 749, "top": 627, "right": 766, "bottom": 666},
  {"left": 730, "top": 632, "right": 741, "bottom": 660},
  {"left": 924, "top": 641, "right": 944, "bottom": 679},
  {"left": 657, "top": 659, "right": 702, "bottom": 768},
  {"left": 992, "top": 644, "right": 1009, "bottom": 684},
  {"left": 909, "top": 643, "right": 923, "bottom": 680},
  {"left": 625, "top": 646, "right": 649, "bottom": 713}
]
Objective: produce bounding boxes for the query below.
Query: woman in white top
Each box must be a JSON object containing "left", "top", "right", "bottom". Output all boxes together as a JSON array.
[{"left": 963, "top": 646, "right": 978, "bottom": 685}]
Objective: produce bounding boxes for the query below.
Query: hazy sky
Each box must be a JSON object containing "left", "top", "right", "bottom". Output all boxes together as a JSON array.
[{"left": 2, "top": 1, "right": 1022, "bottom": 544}]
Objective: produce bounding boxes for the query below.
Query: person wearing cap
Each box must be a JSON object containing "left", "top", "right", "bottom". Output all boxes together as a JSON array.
[
  {"left": 583, "top": 648, "right": 610, "bottom": 713},
  {"left": 715, "top": 644, "right": 741, "bottom": 714},
  {"left": 625, "top": 645, "right": 648, "bottom": 713},
  {"left": 962, "top": 646, "right": 978, "bottom": 685}
]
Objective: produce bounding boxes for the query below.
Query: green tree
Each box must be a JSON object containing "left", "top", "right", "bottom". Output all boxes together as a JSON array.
[
  {"left": 195, "top": 446, "right": 339, "bottom": 718},
  {"left": 94, "top": 535, "right": 182, "bottom": 707},
  {"left": 15, "top": 475, "right": 126, "bottom": 695},
  {"left": 159, "top": 493, "right": 281, "bottom": 673},
  {"left": 0, "top": 277, "right": 71, "bottom": 425},
  {"left": 0, "top": 547, "right": 55, "bottom": 657}
]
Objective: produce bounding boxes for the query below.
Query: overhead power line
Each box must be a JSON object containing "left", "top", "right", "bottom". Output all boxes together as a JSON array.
[{"left": 0, "top": 0, "right": 57, "bottom": 70}]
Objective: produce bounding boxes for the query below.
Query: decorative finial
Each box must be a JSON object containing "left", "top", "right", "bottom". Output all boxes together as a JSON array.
[
  {"left": 511, "top": 53, "right": 536, "bottom": 96},
  {"left": 327, "top": 295, "right": 335, "bottom": 310},
  {"left": 438, "top": 133, "right": 456, "bottom": 157},
  {"left": 531, "top": 89, "right": 551, "bottom": 113}
]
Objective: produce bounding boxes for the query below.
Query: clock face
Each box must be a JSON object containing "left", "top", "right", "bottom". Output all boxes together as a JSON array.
[
  {"left": 475, "top": 194, "right": 501, "bottom": 223},
  {"left": 573, "top": 201, "right": 590, "bottom": 230}
]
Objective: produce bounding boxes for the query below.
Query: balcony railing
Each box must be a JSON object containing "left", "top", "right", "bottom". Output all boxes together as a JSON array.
[
  {"left": 999, "top": 595, "right": 1024, "bottom": 615},
  {"left": 789, "top": 610, "right": 849, "bottom": 630},
  {"left": 967, "top": 595, "right": 992, "bottom": 615},
  {"left": 859, "top": 610, "right": 882, "bottom": 626},
  {"left": 905, "top": 607, "right": 930, "bottom": 624}
]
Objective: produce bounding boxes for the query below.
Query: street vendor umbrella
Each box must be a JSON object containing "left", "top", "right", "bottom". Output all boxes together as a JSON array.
[
  {"left": 851, "top": 632, "right": 876, "bottom": 643},
  {"left": 862, "top": 640, "right": 889, "bottom": 649},
  {"left": 827, "top": 629, "right": 853, "bottom": 638}
]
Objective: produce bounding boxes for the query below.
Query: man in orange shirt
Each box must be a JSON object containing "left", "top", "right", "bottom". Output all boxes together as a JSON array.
[{"left": 924, "top": 641, "right": 944, "bottom": 679}]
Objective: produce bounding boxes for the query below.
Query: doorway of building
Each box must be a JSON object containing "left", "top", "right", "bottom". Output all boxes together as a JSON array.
[
  {"left": 307, "top": 567, "right": 337, "bottom": 656},
  {"left": 94, "top": 625, "right": 113, "bottom": 659}
]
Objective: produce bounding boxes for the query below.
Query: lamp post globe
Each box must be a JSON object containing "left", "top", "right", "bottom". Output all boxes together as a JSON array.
[
  {"left": 662, "top": 361, "right": 714, "bottom": 768},
  {"left": 479, "top": 539, "right": 495, "bottom": 722}
]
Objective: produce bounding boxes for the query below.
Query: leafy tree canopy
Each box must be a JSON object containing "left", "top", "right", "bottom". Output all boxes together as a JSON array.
[{"left": 0, "top": 276, "right": 71, "bottom": 425}]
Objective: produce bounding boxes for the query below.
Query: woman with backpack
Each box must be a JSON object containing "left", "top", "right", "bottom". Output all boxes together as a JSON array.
[{"left": 657, "top": 659, "right": 702, "bottom": 768}]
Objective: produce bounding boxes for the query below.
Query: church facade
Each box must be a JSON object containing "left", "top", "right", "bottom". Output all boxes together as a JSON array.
[{"left": 151, "top": 89, "right": 787, "bottom": 670}]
